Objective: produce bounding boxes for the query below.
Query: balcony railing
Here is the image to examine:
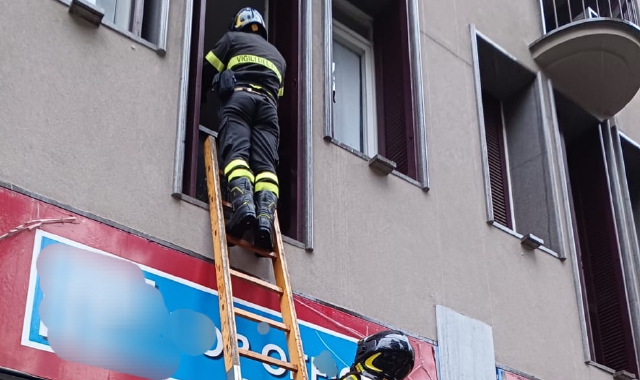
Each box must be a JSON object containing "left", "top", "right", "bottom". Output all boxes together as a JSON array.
[{"left": 542, "top": 0, "right": 639, "bottom": 33}]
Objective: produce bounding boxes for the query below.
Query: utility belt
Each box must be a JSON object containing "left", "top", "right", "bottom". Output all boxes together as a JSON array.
[
  {"left": 234, "top": 85, "right": 277, "bottom": 105},
  {"left": 213, "top": 70, "right": 276, "bottom": 105}
]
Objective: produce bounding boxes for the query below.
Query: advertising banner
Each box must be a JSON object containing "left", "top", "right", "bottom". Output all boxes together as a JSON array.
[{"left": 0, "top": 188, "right": 438, "bottom": 380}]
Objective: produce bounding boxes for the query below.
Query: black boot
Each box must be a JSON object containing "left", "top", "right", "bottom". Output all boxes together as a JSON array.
[
  {"left": 225, "top": 177, "right": 256, "bottom": 239},
  {"left": 254, "top": 190, "right": 278, "bottom": 251}
]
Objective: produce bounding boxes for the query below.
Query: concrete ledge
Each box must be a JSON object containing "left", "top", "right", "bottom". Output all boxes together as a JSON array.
[
  {"left": 520, "top": 233, "right": 545, "bottom": 250},
  {"left": 368, "top": 154, "right": 397, "bottom": 176},
  {"left": 69, "top": 0, "right": 104, "bottom": 26},
  {"left": 614, "top": 370, "right": 638, "bottom": 380}
]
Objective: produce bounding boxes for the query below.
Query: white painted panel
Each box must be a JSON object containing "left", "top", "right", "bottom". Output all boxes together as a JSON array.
[{"left": 436, "top": 305, "right": 496, "bottom": 380}]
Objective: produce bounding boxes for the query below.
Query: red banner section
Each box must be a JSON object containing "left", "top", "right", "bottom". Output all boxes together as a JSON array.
[{"left": 0, "top": 187, "right": 438, "bottom": 380}]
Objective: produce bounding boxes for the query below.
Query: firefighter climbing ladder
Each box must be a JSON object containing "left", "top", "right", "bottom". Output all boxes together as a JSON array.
[{"left": 203, "top": 136, "right": 309, "bottom": 380}]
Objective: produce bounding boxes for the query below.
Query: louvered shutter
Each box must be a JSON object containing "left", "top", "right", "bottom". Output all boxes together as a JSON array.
[
  {"left": 482, "top": 92, "right": 512, "bottom": 228},
  {"left": 567, "top": 127, "right": 638, "bottom": 375},
  {"left": 373, "top": 0, "right": 417, "bottom": 179}
]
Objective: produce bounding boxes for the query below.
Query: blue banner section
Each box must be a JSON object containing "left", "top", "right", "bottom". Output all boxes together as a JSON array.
[{"left": 26, "top": 235, "right": 356, "bottom": 380}]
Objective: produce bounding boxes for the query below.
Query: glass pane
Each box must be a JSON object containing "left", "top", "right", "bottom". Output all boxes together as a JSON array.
[
  {"left": 114, "top": 0, "right": 133, "bottom": 31},
  {"left": 332, "top": 40, "right": 364, "bottom": 152},
  {"left": 97, "top": 0, "right": 117, "bottom": 24}
]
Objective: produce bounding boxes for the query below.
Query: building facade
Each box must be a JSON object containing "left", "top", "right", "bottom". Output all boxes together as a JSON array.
[{"left": 2, "top": 0, "right": 640, "bottom": 379}]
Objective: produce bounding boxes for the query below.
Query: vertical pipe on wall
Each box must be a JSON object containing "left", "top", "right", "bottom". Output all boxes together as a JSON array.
[
  {"left": 302, "top": 0, "right": 314, "bottom": 251},
  {"left": 323, "top": 0, "right": 333, "bottom": 141},
  {"left": 172, "top": 0, "right": 194, "bottom": 196},
  {"left": 407, "top": 0, "right": 429, "bottom": 191}
]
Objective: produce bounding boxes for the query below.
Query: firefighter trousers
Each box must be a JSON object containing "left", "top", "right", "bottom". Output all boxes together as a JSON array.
[{"left": 217, "top": 90, "right": 280, "bottom": 177}]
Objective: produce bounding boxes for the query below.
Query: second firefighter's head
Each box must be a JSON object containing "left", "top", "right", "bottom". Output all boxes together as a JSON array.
[
  {"left": 346, "top": 330, "right": 415, "bottom": 380},
  {"left": 230, "top": 7, "right": 268, "bottom": 40}
]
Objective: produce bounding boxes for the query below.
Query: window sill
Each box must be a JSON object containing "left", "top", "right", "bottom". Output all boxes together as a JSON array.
[
  {"left": 324, "top": 136, "right": 426, "bottom": 190},
  {"left": 585, "top": 360, "right": 616, "bottom": 375},
  {"left": 489, "top": 221, "right": 564, "bottom": 260},
  {"left": 173, "top": 193, "right": 308, "bottom": 249},
  {"left": 55, "top": 0, "right": 166, "bottom": 56}
]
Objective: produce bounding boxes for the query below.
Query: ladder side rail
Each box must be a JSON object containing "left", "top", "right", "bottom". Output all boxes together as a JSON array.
[
  {"left": 204, "top": 136, "right": 243, "bottom": 380},
  {"left": 272, "top": 214, "right": 309, "bottom": 380}
]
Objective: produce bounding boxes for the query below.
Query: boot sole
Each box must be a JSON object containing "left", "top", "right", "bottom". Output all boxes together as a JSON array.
[
  {"left": 254, "top": 228, "right": 273, "bottom": 252},
  {"left": 226, "top": 213, "right": 256, "bottom": 242}
]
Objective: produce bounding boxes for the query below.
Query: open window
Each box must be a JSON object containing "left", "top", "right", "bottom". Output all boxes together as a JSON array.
[
  {"left": 177, "top": 0, "right": 305, "bottom": 242},
  {"left": 94, "top": 0, "right": 169, "bottom": 47},
  {"left": 554, "top": 91, "right": 639, "bottom": 375},
  {"left": 472, "top": 29, "right": 562, "bottom": 253},
  {"left": 332, "top": 13, "right": 377, "bottom": 155},
  {"left": 325, "top": 0, "right": 425, "bottom": 182}
]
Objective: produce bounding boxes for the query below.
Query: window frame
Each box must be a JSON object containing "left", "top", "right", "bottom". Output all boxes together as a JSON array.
[
  {"left": 322, "top": 0, "right": 429, "bottom": 190},
  {"left": 548, "top": 84, "right": 640, "bottom": 371},
  {"left": 607, "top": 127, "right": 640, "bottom": 371},
  {"left": 564, "top": 122, "right": 639, "bottom": 373},
  {"left": 471, "top": 25, "right": 564, "bottom": 258},
  {"left": 172, "top": 0, "right": 315, "bottom": 250},
  {"left": 56, "top": 0, "right": 170, "bottom": 54},
  {"left": 331, "top": 19, "right": 378, "bottom": 156}
]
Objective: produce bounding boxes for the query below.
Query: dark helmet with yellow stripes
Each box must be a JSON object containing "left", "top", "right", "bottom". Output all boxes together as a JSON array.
[
  {"left": 351, "top": 330, "right": 415, "bottom": 380},
  {"left": 231, "top": 7, "right": 268, "bottom": 40}
]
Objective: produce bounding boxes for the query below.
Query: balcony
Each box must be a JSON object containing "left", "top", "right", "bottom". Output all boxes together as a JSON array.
[{"left": 530, "top": 0, "right": 640, "bottom": 121}]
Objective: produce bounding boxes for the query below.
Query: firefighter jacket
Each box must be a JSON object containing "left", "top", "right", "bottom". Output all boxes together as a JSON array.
[{"left": 202, "top": 31, "right": 286, "bottom": 102}]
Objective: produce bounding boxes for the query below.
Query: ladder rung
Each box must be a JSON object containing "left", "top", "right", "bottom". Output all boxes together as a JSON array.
[
  {"left": 234, "top": 308, "right": 290, "bottom": 332},
  {"left": 239, "top": 348, "right": 297, "bottom": 372},
  {"left": 230, "top": 269, "right": 283, "bottom": 294},
  {"left": 227, "top": 235, "right": 276, "bottom": 259}
]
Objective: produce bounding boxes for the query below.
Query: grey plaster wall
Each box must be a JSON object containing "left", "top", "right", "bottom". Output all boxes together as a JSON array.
[
  {"left": 0, "top": 1, "right": 636, "bottom": 380},
  {"left": 417, "top": 0, "right": 541, "bottom": 69},
  {"left": 0, "top": 0, "right": 214, "bottom": 257}
]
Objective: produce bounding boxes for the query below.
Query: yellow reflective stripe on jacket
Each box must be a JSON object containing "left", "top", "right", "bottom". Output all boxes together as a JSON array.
[
  {"left": 278, "top": 87, "right": 284, "bottom": 97},
  {"left": 227, "top": 54, "right": 282, "bottom": 84},
  {"left": 205, "top": 51, "right": 225, "bottom": 72}
]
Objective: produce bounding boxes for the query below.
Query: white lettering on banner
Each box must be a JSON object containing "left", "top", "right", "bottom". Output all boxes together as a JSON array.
[
  {"left": 203, "top": 328, "right": 224, "bottom": 358},
  {"left": 261, "top": 344, "right": 287, "bottom": 376},
  {"left": 238, "top": 334, "right": 250, "bottom": 350},
  {"left": 203, "top": 329, "right": 250, "bottom": 358}
]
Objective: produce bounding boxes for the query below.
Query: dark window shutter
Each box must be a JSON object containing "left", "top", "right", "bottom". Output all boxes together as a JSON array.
[
  {"left": 373, "top": 0, "right": 417, "bottom": 179},
  {"left": 567, "top": 127, "right": 638, "bottom": 375},
  {"left": 482, "top": 92, "right": 512, "bottom": 228}
]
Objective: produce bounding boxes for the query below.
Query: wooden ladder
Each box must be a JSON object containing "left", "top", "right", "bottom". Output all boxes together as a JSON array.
[{"left": 203, "top": 136, "right": 308, "bottom": 380}]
